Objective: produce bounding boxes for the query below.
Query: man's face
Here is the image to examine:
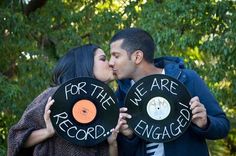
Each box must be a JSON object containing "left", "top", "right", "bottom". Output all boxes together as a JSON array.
[{"left": 109, "top": 39, "right": 135, "bottom": 80}]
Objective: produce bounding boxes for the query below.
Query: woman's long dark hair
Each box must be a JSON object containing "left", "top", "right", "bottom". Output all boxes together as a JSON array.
[{"left": 51, "top": 44, "right": 99, "bottom": 86}]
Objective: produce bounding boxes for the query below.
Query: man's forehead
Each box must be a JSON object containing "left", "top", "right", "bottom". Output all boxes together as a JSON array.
[
  {"left": 110, "top": 39, "right": 124, "bottom": 48},
  {"left": 110, "top": 39, "right": 127, "bottom": 54}
]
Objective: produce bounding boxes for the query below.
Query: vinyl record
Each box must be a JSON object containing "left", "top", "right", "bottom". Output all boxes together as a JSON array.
[
  {"left": 125, "top": 74, "right": 192, "bottom": 143},
  {"left": 50, "top": 77, "right": 119, "bottom": 146}
]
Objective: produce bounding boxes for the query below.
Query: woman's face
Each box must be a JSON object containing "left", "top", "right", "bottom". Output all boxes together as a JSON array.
[{"left": 93, "top": 48, "right": 114, "bottom": 83}]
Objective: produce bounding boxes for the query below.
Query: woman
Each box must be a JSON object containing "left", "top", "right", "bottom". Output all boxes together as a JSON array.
[{"left": 8, "top": 44, "right": 120, "bottom": 156}]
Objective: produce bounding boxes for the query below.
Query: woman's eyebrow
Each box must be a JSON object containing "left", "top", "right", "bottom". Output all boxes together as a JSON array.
[{"left": 99, "top": 54, "right": 106, "bottom": 58}]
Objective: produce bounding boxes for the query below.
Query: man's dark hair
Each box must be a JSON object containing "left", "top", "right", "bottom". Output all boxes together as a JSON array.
[{"left": 110, "top": 28, "right": 155, "bottom": 63}]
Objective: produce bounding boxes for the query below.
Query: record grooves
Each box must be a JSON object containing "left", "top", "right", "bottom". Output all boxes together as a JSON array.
[
  {"left": 50, "top": 77, "right": 119, "bottom": 146},
  {"left": 125, "top": 74, "right": 192, "bottom": 143}
]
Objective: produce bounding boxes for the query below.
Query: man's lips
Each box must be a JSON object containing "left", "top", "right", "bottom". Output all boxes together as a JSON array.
[
  {"left": 112, "top": 69, "right": 118, "bottom": 74},
  {"left": 111, "top": 69, "right": 119, "bottom": 79}
]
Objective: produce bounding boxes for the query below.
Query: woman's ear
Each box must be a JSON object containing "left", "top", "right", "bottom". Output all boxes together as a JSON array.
[{"left": 132, "top": 50, "right": 143, "bottom": 64}]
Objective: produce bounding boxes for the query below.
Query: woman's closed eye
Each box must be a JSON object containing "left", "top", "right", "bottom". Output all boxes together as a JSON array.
[{"left": 100, "top": 55, "right": 107, "bottom": 61}]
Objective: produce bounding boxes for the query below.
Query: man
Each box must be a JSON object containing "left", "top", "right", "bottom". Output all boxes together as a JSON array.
[{"left": 109, "top": 28, "right": 230, "bottom": 156}]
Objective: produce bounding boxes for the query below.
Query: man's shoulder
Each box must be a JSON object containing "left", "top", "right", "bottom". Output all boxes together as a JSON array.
[{"left": 154, "top": 56, "right": 185, "bottom": 69}]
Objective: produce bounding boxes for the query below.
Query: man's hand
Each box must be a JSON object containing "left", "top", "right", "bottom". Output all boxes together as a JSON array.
[
  {"left": 190, "top": 96, "right": 208, "bottom": 129},
  {"left": 119, "top": 107, "right": 133, "bottom": 139}
]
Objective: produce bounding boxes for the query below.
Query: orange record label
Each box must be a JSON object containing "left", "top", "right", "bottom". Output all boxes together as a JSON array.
[{"left": 72, "top": 99, "right": 97, "bottom": 124}]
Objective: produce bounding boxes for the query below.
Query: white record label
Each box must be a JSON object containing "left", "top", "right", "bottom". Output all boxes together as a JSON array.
[{"left": 146, "top": 97, "right": 171, "bottom": 120}]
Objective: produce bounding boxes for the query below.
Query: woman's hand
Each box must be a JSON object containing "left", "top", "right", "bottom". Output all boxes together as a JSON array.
[
  {"left": 44, "top": 97, "right": 55, "bottom": 137},
  {"left": 107, "top": 108, "right": 128, "bottom": 156},
  {"left": 107, "top": 122, "right": 121, "bottom": 146},
  {"left": 24, "top": 97, "right": 55, "bottom": 147}
]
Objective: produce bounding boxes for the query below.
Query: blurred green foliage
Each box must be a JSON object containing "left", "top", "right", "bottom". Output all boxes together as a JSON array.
[{"left": 0, "top": 0, "right": 235, "bottom": 155}]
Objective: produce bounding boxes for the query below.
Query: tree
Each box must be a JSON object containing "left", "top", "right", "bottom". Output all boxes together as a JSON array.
[{"left": 0, "top": 0, "right": 235, "bottom": 155}]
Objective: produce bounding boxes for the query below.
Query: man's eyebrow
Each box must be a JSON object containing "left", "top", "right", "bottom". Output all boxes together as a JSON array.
[{"left": 111, "top": 51, "right": 120, "bottom": 55}]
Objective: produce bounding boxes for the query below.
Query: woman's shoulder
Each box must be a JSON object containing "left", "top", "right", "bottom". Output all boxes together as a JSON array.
[
  {"left": 40, "top": 86, "right": 59, "bottom": 97},
  {"left": 24, "top": 86, "right": 59, "bottom": 111},
  {"left": 32, "top": 87, "right": 57, "bottom": 101}
]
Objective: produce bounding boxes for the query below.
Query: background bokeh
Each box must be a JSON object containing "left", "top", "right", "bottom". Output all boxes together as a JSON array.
[{"left": 1, "top": 0, "right": 235, "bottom": 155}]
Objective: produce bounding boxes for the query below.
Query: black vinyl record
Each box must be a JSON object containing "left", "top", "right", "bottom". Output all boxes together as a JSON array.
[
  {"left": 125, "top": 74, "right": 192, "bottom": 143},
  {"left": 50, "top": 77, "right": 119, "bottom": 146}
]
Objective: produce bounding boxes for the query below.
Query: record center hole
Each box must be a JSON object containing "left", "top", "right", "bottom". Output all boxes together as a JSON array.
[{"left": 82, "top": 109, "right": 87, "bottom": 114}]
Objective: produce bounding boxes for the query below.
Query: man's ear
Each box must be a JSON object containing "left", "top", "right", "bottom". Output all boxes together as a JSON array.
[{"left": 132, "top": 50, "right": 143, "bottom": 64}]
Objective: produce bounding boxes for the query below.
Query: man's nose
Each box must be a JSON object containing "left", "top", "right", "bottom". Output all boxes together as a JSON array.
[{"left": 108, "top": 58, "right": 114, "bottom": 67}]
